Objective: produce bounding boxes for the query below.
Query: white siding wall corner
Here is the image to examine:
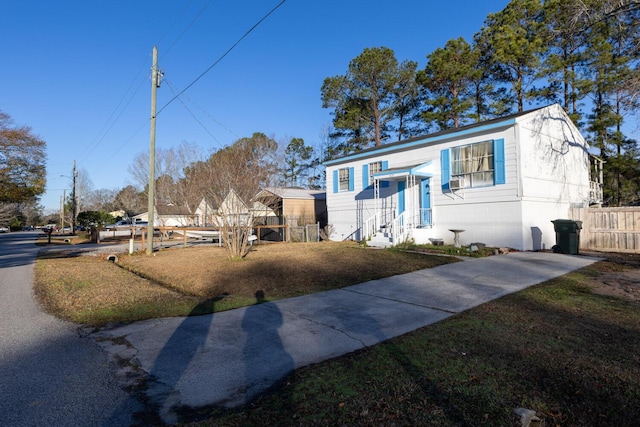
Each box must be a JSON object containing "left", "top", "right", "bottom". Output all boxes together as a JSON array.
[
  {"left": 517, "top": 105, "right": 591, "bottom": 205},
  {"left": 520, "top": 199, "right": 574, "bottom": 251}
]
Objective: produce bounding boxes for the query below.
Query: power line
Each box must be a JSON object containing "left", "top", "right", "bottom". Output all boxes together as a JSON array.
[
  {"left": 78, "top": 72, "right": 147, "bottom": 164},
  {"left": 76, "top": 1, "right": 287, "bottom": 181},
  {"left": 157, "top": 0, "right": 287, "bottom": 115},
  {"left": 77, "top": 1, "right": 210, "bottom": 166},
  {"left": 160, "top": 0, "right": 213, "bottom": 59},
  {"left": 164, "top": 79, "right": 225, "bottom": 147},
  {"left": 89, "top": 120, "right": 148, "bottom": 176},
  {"left": 165, "top": 78, "right": 239, "bottom": 141}
]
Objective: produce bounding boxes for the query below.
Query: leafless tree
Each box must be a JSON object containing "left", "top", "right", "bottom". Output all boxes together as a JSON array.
[
  {"left": 0, "top": 203, "right": 16, "bottom": 226},
  {"left": 128, "top": 140, "right": 204, "bottom": 212},
  {"left": 196, "top": 133, "right": 280, "bottom": 259},
  {"left": 113, "top": 185, "right": 147, "bottom": 216},
  {"left": 82, "top": 188, "right": 118, "bottom": 212}
]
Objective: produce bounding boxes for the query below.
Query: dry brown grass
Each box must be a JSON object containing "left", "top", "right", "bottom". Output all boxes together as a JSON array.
[
  {"left": 119, "top": 241, "right": 456, "bottom": 299},
  {"left": 34, "top": 254, "right": 201, "bottom": 325},
  {"left": 34, "top": 241, "right": 457, "bottom": 325}
]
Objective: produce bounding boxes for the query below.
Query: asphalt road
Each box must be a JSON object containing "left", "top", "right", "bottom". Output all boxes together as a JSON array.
[{"left": 0, "top": 231, "right": 144, "bottom": 426}]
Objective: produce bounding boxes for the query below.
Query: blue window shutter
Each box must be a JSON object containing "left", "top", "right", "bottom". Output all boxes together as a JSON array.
[
  {"left": 381, "top": 160, "right": 389, "bottom": 188},
  {"left": 440, "top": 149, "right": 450, "bottom": 191},
  {"left": 348, "top": 167, "right": 355, "bottom": 191},
  {"left": 494, "top": 138, "right": 505, "bottom": 185},
  {"left": 333, "top": 170, "right": 339, "bottom": 193},
  {"left": 362, "top": 164, "right": 369, "bottom": 189}
]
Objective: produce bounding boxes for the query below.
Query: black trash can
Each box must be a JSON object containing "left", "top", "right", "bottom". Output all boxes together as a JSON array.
[{"left": 551, "top": 219, "right": 582, "bottom": 255}]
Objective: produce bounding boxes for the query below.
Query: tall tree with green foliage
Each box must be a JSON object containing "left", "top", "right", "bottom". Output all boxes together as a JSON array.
[
  {"left": 538, "top": 0, "right": 591, "bottom": 124},
  {"left": 283, "top": 137, "right": 313, "bottom": 187},
  {"left": 476, "top": 0, "right": 546, "bottom": 112},
  {"left": 321, "top": 46, "right": 418, "bottom": 151},
  {"left": 418, "top": 37, "right": 482, "bottom": 130},
  {"left": 0, "top": 110, "right": 46, "bottom": 204},
  {"left": 583, "top": 0, "right": 640, "bottom": 205},
  {"left": 389, "top": 59, "right": 422, "bottom": 140}
]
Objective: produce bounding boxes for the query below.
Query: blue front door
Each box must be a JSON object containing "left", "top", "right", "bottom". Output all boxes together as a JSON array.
[{"left": 420, "top": 178, "right": 431, "bottom": 226}]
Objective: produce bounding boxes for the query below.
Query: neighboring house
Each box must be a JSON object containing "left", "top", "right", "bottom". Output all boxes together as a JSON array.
[
  {"left": 134, "top": 204, "right": 196, "bottom": 227},
  {"left": 213, "top": 189, "right": 253, "bottom": 227},
  {"left": 194, "top": 198, "right": 216, "bottom": 227},
  {"left": 253, "top": 187, "right": 327, "bottom": 226},
  {"left": 325, "top": 104, "right": 604, "bottom": 251}
]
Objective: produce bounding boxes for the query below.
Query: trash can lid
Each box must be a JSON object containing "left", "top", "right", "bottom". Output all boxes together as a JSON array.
[{"left": 551, "top": 219, "right": 582, "bottom": 230}]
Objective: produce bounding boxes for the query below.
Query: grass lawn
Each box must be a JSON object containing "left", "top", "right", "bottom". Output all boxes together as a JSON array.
[
  {"left": 188, "top": 253, "right": 640, "bottom": 427},
  {"left": 34, "top": 241, "right": 457, "bottom": 326},
  {"left": 33, "top": 243, "right": 640, "bottom": 426}
]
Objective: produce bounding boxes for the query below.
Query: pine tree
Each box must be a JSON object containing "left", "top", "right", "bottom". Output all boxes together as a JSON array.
[
  {"left": 418, "top": 37, "right": 482, "bottom": 130},
  {"left": 476, "top": 0, "right": 546, "bottom": 112}
]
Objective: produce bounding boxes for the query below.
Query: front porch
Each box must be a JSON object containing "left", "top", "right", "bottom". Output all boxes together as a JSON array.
[{"left": 363, "top": 161, "right": 435, "bottom": 247}]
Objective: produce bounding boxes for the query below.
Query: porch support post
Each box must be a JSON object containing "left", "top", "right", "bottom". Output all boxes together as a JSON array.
[
  {"left": 374, "top": 178, "right": 380, "bottom": 221},
  {"left": 408, "top": 175, "right": 415, "bottom": 227}
]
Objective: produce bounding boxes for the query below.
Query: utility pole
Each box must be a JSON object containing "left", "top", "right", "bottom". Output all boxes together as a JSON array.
[
  {"left": 147, "top": 46, "right": 161, "bottom": 255},
  {"left": 72, "top": 160, "right": 77, "bottom": 234},
  {"left": 60, "top": 189, "right": 65, "bottom": 233}
]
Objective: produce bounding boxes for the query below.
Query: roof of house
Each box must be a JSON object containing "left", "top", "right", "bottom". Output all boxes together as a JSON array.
[
  {"left": 256, "top": 187, "right": 326, "bottom": 200},
  {"left": 155, "top": 204, "right": 194, "bottom": 216},
  {"left": 324, "top": 104, "right": 553, "bottom": 166}
]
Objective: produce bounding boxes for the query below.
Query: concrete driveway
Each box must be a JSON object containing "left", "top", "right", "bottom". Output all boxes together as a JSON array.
[{"left": 91, "top": 250, "right": 599, "bottom": 424}]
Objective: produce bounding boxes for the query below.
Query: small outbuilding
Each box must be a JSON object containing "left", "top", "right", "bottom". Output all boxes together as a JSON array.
[{"left": 253, "top": 187, "right": 327, "bottom": 227}]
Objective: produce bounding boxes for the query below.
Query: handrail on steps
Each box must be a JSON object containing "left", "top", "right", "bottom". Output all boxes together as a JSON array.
[
  {"left": 364, "top": 211, "right": 380, "bottom": 240},
  {"left": 391, "top": 211, "right": 406, "bottom": 244}
]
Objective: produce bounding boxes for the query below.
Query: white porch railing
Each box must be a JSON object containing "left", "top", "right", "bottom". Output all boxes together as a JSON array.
[
  {"left": 363, "top": 211, "right": 381, "bottom": 240},
  {"left": 391, "top": 211, "right": 407, "bottom": 244},
  {"left": 589, "top": 181, "right": 603, "bottom": 204},
  {"left": 364, "top": 208, "right": 432, "bottom": 244}
]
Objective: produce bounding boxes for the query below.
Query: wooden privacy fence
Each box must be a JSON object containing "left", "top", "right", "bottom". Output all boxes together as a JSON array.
[{"left": 571, "top": 207, "right": 640, "bottom": 253}]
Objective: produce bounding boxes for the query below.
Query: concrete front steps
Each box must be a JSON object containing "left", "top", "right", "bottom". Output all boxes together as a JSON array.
[{"left": 368, "top": 232, "right": 393, "bottom": 248}]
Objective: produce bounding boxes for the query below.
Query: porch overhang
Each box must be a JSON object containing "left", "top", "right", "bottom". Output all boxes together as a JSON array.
[{"left": 372, "top": 160, "right": 434, "bottom": 182}]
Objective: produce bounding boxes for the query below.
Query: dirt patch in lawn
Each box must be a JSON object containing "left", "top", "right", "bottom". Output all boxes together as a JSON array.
[{"left": 582, "top": 251, "right": 640, "bottom": 302}]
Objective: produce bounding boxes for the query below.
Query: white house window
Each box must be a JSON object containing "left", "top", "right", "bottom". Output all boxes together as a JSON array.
[
  {"left": 339, "top": 167, "right": 350, "bottom": 191},
  {"left": 451, "top": 140, "right": 494, "bottom": 188},
  {"left": 368, "top": 161, "right": 382, "bottom": 184}
]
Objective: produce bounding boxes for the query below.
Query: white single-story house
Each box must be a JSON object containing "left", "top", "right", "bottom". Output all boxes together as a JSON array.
[
  {"left": 324, "top": 104, "right": 604, "bottom": 251},
  {"left": 133, "top": 204, "right": 196, "bottom": 227}
]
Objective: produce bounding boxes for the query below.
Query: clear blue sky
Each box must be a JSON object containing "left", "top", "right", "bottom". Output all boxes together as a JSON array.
[{"left": 1, "top": 0, "right": 510, "bottom": 212}]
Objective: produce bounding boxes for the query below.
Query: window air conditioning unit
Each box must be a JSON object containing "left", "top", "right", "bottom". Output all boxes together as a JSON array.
[{"left": 449, "top": 178, "right": 465, "bottom": 190}]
